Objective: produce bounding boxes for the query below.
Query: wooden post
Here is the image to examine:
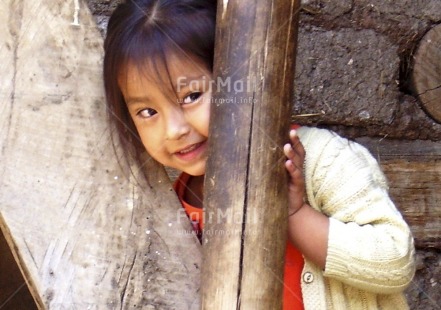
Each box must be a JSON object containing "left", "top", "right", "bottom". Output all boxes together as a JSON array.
[{"left": 201, "top": 0, "right": 301, "bottom": 309}]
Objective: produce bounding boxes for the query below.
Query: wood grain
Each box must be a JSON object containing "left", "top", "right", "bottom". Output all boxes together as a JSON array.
[
  {"left": 356, "top": 137, "right": 441, "bottom": 249},
  {"left": 411, "top": 24, "right": 441, "bottom": 123},
  {"left": 201, "top": 0, "right": 301, "bottom": 309},
  {"left": 0, "top": 1, "right": 201, "bottom": 308}
]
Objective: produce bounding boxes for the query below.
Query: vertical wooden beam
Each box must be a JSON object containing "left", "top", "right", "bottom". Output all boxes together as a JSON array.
[{"left": 202, "top": 0, "right": 300, "bottom": 309}]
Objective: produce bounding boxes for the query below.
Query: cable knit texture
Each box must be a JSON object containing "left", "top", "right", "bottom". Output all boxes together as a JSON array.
[{"left": 297, "top": 127, "right": 415, "bottom": 310}]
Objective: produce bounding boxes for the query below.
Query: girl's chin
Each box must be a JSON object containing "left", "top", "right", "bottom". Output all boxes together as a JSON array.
[
  {"left": 183, "top": 162, "right": 206, "bottom": 176},
  {"left": 168, "top": 162, "right": 206, "bottom": 177},
  {"left": 182, "top": 167, "right": 206, "bottom": 176}
]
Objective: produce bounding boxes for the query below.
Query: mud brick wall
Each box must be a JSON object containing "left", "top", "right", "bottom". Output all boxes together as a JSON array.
[{"left": 294, "top": 0, "right": 441, "bottom": 141}]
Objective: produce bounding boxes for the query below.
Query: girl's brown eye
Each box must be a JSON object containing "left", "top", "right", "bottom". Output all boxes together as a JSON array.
[
  {"left": 138, "top": 108, "right": 157, "bottom": 118},
  {"left": 183, "top": 92, "right": 202, "bottom": 104}
]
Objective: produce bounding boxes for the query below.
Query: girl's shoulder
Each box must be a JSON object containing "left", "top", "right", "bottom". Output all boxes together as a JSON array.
[
  {"left": 298, "top": 127, "right": 391, "bottom": 212},
  {"left": 296, "top": 126, "right": 371, "bottom": 155},
  {"left": 296, "top": 126, "right": 334, "bottom": 139},
  {"left": 296, "top": 126, "right": 382, "bottom": 176},
  {"left": 296, "top": 126, "right": 345, "bottom": 151}
]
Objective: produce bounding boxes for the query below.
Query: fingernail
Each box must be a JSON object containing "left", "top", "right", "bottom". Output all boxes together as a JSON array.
[{"left": 290, "top": 129, "right": 297, "bottom": 137}]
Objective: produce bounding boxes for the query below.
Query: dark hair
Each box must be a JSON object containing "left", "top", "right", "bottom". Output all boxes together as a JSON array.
[{"left": 103, "top": 0, "right": 216, "bottom": 163}]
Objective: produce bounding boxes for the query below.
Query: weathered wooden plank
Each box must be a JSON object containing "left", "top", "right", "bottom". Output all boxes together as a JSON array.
[
  {"left": 356, "top": 137, "right": 441, "bottom": 248},
  {"left": 202, "top": 0, "right": 300, "bottom": 309},
  {"left": 0, "top": 1, "right": 201, "bottom": 308}
]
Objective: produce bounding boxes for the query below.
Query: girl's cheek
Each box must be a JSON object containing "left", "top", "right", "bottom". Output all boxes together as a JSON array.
[
  {"left": 188, "top": 97, "right": 211, "bottom": 137},
  {"left": 138, "top": 126, "right": 162, "bottom": 160}
]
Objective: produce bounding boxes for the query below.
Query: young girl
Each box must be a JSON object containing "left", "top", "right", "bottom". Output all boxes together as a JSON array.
[{"left": 103, "top": 0, "right": 415, "bottom": 309}]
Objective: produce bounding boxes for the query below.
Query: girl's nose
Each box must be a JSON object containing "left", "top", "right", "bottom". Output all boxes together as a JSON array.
[{"left": 165, "top": 109, "right": 190, "bottom": 140}]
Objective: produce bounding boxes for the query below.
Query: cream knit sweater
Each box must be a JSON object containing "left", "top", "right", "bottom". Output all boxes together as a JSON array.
[{"left": 297, "top": 127, "right": 415, "bottom": 310}]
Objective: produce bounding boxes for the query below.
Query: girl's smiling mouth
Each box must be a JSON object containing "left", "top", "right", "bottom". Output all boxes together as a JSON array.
[{"left": 174, "top": 141, "right": 207, "bottom": 161}]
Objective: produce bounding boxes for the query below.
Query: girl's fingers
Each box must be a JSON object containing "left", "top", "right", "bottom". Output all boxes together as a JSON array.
[
  {"left": 284, "top": 131, "right": 304, "bottom": 169},
  {"left": 285, "top": 159, "right": 295, "bottom": 174},
  {"left": 284, "top": 144, "right": 301, "bottom": 168},
  {"left": 285, "top": 130, "right": 306, "bottom": 212},
  {"left": 284, "top": 147, "right": 303, "bottom": 178},
  {"left": 289, "top": 130, "right": 305, "bottom": 158},
  {"left": 283, "top": 143, "right": 294, "bottom": 158},
  {"left": 286, "top": 162, "right": 305, "bottom": 184}
]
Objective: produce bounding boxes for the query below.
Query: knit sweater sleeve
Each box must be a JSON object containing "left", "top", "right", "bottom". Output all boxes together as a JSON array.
[{"left": 298, "top": 127, "right": 415, "bottom": 294}]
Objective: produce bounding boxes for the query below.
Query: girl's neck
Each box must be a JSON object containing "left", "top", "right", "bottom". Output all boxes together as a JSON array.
[{"left": 184, "top": 175, "right": 205, "bottom": 209}]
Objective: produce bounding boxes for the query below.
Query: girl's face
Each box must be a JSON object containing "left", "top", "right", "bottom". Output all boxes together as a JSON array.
[{"left": 119, "top": 55, "right": 211, "bottom": 176}]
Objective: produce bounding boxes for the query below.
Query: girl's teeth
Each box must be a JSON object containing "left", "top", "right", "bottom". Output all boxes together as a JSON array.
[{"left": 180, "top": 144, "right": 198, "bottom": 154}]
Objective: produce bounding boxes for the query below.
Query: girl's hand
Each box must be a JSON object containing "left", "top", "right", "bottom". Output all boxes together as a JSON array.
[
  {"left": 283, "top": 130, "right": 306, "bottom": 216},
  {"left": 284, "top": 129, "right": 329, "bottom": 269}
]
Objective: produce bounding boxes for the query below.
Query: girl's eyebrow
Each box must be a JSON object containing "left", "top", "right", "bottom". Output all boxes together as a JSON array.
[
  {"left": 125, "top": 95, "right": 151, "bottom": 106},
  {"left": 125, "top": 74, "right": 209, "bottom": 106}
]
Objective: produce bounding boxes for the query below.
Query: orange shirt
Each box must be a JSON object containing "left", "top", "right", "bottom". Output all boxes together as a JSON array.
[{"left": 174, "top": 173, "right": 304, "bottom": 310}]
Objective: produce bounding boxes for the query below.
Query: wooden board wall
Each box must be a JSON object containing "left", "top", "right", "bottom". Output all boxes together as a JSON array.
[
  {"left": 357, "top": 137, "right": 441, "bottom": 249},
  {"left": 0, "top": 1, "right": 201, "bottom": 308}
]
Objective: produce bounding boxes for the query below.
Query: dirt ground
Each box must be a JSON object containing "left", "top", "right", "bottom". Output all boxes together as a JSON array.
[{"left": 86, "top": 0, "right": 441, "bottom": 309}]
